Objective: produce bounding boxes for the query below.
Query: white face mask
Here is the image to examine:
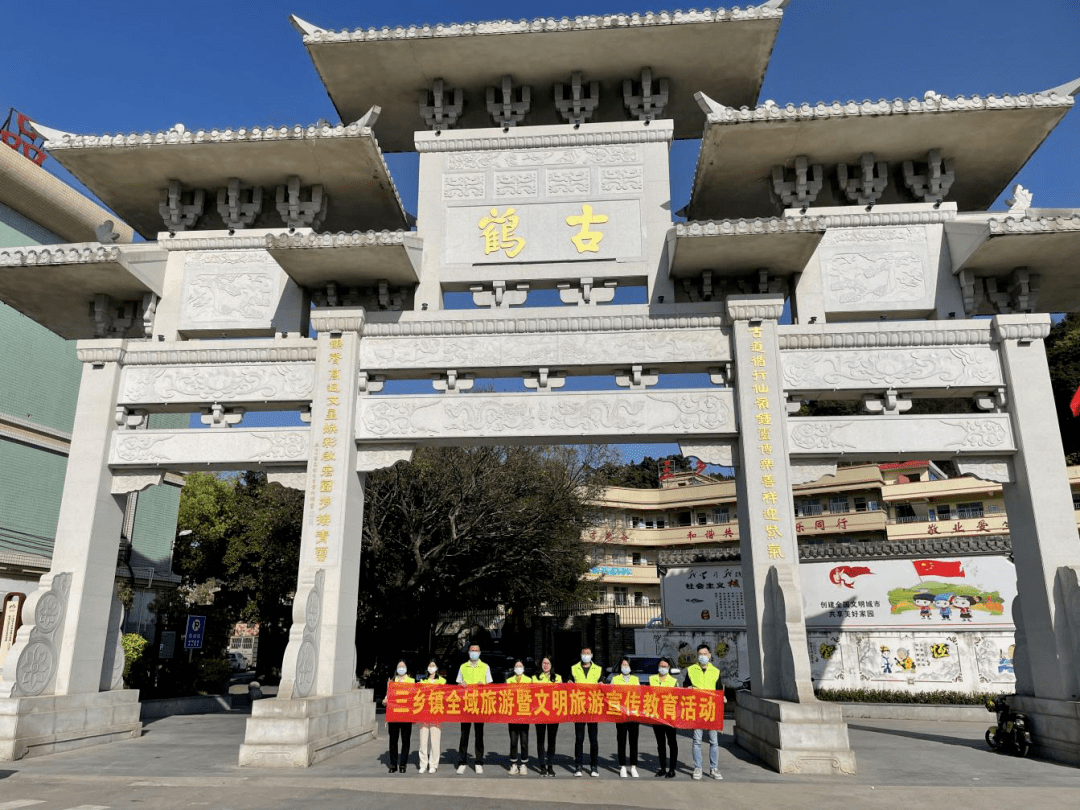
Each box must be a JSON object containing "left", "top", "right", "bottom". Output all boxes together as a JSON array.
[
  {"left": 581, "top": 654, "right": 592, "bottom": 664},
  {"left": 428, "top": 666, "right": 438, "bottom": 674},
  {"left": 469, "top": 650, "right": 480, "bottom": 661},
  {"left": 698, "top": 654, "right": 711, "bottom": 666},
  {"left": 396, "top": 666, "right": 407, "bottom": 676},
  {"left": 514, "top": 666, "right": 524, "bottom": 676},
  {"left": 658, "top": 667, "right": 669, "bottom": 676},
  {"left": 621, "top": 666, "right": 631, "bottom": 675}
]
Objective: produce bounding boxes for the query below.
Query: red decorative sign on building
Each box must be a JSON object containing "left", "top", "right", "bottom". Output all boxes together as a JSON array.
[{"left": 1, "top": 109, "right": 47, "bottom": 166}]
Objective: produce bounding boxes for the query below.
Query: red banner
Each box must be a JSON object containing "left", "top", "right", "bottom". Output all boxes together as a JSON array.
[{"left": 386, "top": 683, "right": 724, "bottom": 731}]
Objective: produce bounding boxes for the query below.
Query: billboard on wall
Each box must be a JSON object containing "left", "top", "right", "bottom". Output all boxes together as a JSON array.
[{"left": 661, "top": 555, "right": 1016, "bottom": 629}]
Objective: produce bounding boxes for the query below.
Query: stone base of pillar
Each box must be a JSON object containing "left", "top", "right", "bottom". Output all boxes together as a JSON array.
[
  {"left": 238, "top": 689, "right": 376, "bottom": 768},
  {"left": 733, "top": 691, "right": 857, "bottom": 776},
  {"left": 1010, "top": 695, "right": 1080, "bottom": 766},
  {"left": 0, "top": 690, "right": 141, "bottom": 761}
]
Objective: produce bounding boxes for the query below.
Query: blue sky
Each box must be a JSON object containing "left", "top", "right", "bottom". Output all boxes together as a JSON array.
[{"left": 6, "top": 1, "right": 1079, "bottom": 467}]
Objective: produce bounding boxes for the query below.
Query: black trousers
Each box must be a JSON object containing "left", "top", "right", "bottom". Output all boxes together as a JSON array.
[
  {"left": 535, "top": 724, "right": 558, "bottom": 765},
  {"left": 458, "top": 722, "right": 485, "bottom": 764},
  {"left": 652, "top": 724, "right": 677, "bottom": 771},
  {"left": 574, "top": 722, "right": 598, "bottom": 769},
  {"left": 388, "top": 722, "right": 412, "bottom": 766},
  {"left": 616, "top": 721, "right": 639, "bottom": 766},
  {"left": 508, "top": 724, "right": 529, "bottom": 761}
]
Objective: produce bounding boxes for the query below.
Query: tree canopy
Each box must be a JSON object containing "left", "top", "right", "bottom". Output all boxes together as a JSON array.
[{"left": 1045, "top": 314, "right": 1080, "bottom": 464}]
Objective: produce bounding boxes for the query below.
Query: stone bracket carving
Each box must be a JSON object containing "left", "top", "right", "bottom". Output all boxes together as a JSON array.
[
  {"left": 708, "top": 364, "right": 731, "bottom": 386},
  {"left": 216, "top": 178, "right": 263, "bottom": 229},
  {"left": 99, "top": 597, "right": 126, "bottom": 691},
  {"left": 902, "top": 149, "right": 955, "bottom": 204},
  {"left": 558, "top": 278, "right": 616, "bottom": 306},
  {"left": 358, "top": 371, "right": 385, "bottom": 395},
  {"left": 680, "top": 270, "right": 714, "bottom": 302},
  {"left": 789, "top": 460, "right": 839, "bottom": 486},
  {"left": 356, "top": 443, "right": 416, "bottom": 472},
  {"left": 95, "top": 220, "right": 121, "bottom": 244},
  {"left": 377, "top": 280, "right": 404, "bottom": 312},
  {"left": 987, "top": 268, "right": 1040, "bottom": 314},
  {"left": 956, "top": 457, "right": 1015, "bottom": 484},
  {"left": 200, "top": 403, "right": 246, "bottom": 428},
  {"left": 158, "top": 180, "right": 204, "bottom": 231},
  {"left": 267, "top": 468, "right": 307, "bottom": 490},
  {"left": 275, "top": 175, "right": 327, "bottom": 229},
  {"left": 432, "top": 370, "right": 475, "bottom": 394},
  {"left": 862, "top": 388, "right": 913, "bottom": 416},
  {"left": 772, "top": 156, "right": 823, "bottom": 209},
  {"left": 471, "top": 281, "right": 529, "bottom": 309},
  {"left": 837, "top": 153, "right": 889, "bottom": 206},
  {"left": 678, "top": 440, "right": 734, "bottom": 468},
  {"left": 93, "top": 294, "right": 140, "bottom": 339},
  {"left": 555, "top": 72, "right": 600, "bottom": 125},
  {"left": 974, "top": 387, "right": 1007, "bottom": 412},
  {"left": 1, "top": 572, "right": 71, "bottom": 698},
  {"left": 115, "top": 406, "right": 148, "bottom": 428},
  {"left": 523, "top": 368, "right": 566, "bottom": 391},
  {"left": 624, "top": 67, "right": 669, "bottom": 121},
  {"left": 141, "top": 293, "right": 158, "bottom": 338},
  {"left": 486, "top": 75, "right": 531, "bottom": 128},
  {"left": 111, "top": 471, "right": 165, "bottom": 495},
  {"left": 615, "top": 365, "right": 659, "bottom": 389},
  {"left": 420, "top": 79, "right": 464, "bottom": 131}
]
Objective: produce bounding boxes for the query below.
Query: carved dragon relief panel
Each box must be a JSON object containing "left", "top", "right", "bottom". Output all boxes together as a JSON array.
[
  {"left": 120, "top": 364, "right": 315, "bottom": 404},
  {"left": 781, "top": 347, "right": 1002, "bottom": 390},
  {"left": 109, "top": 429, "right": 310, "bottom": 468},
  {"left": 818, "top": 226, "right": 937, "bottom": 315},
  {"left": 356, "top": 391, "right": 735, "bottom": 442},
  {"left": 787, "top": 415, "right": 1014, "bottom": 457},
  {"left": 180, "top": 251, "right": 280, "bottom": 325},
  {"left": 446, "top": 146, "right": 641, "bottom": 170}
]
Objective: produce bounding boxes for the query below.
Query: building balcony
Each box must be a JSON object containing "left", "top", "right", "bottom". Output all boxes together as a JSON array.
[
  {"left": 886, "top": 512, "right": 1009, "bottom": 541},
  {"left": 584, "top": 563, "right": 661, "bottom": 586}
]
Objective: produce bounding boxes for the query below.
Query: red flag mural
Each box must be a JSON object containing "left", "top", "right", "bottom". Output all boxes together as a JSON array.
[
  {"left": 913, "top": 559, "right": 965, "bottom": 578},
  {"left": 1070, "top": 384, "right": 1080, "bottom": 418}
]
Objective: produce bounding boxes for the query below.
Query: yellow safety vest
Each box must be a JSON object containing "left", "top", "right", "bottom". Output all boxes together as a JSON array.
[
  {"left": 420, "top": 676, "right": 446, "bottom": 686},
  {"left": 649, "top": 673, "right": 678, "bottom": 687},
  {"left": 390, "top": 675, "right": 415, "bottom": 684},
  {"left": 571, "top": 662, "right": 602, "bottom": 683},
  {"left": 506, "top": 674, "right": 533, "bottom": 684},
  {"left": 459, "top": 660, "right": 490, "bottom": 685},
  {"left": 612, "top": 674, "right": 641, "bottom": 686},
  {"left": 536, "top": 672, "right": 563, "bottom": 683},
  {"left": 687, "top": 663, "right": 721, "bottom": 690}
]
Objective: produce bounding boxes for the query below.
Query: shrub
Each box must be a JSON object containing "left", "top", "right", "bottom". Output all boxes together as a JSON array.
[
  {"left": 122, "top": 633, "right": 151, "bottom": 690},
  {"left": 815, "top": 687, "right": 998, "bottom": 705}
]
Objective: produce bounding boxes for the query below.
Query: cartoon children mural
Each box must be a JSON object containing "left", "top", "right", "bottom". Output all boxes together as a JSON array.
[
  {"left": 880, "top": 645, "right": 892, "bottom": 673},
  {"left": 950, "top": 594, "right": 980, "bottom": 622},
  {"left": 913, "top": 593, "right": 934, "bottom": 620},
  {"left": 894, "top": 647, "right": 916, "bottom": 672},
  {"left": 933, "top": 593, "right": 953, "bottom": 620}
]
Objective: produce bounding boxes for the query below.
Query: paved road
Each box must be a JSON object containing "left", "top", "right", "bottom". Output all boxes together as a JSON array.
[{"left": 1, "top": 712, "right": 1076, "bottom": 809}]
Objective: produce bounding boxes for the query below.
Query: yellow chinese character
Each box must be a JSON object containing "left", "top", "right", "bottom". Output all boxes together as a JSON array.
[
  {"left": 516, "top": 689, "right": 532, "bottom": 716},
  {"left": 314, "top": 547, "right": 328, "bottom": 562},
  {"left": 322, "top": 451, "right": 336, "bottom": 462},
  {"left": 642, "top": 692, "right": 660, "bottom": 719},
  {"left": 327, "top": 383, "right": 340, "bottom": 393},
  {"left": 605, "top": 692, "right": 622, "bottom": 717},
  {"left": 552, "top": 689, "right": 568, "bottom": 717},
  {"left": 479, "top": 207, "right": 526, "bottom": 258},
  {"left": 752, "top": 370, "right": 767, "bottom": 381},
  {"left": 566, "top": 204, "right": 609, "bottom": 253},
  {"left": 315, "top": 530, "right": 329, "bottom": 543},
  {"left": 323, "top": 437, "right": 337, "bottom": 449},
  {"left": 413, "top": 690, "right": 427, "bottom": 714},
  {"left": 755, "top": 412, "right": 772, "bottom": 426},
  {"left": 767, "top": 543, "right": 784, "bottom": 559},
  {"left": 329, "top": 338, "right": 343, "bottom": 349},
  {"left": 698, "top": 695, "right": 717, "bottom": 724},
  {"left": 760, "top": 458, "right": 774, "bottom": 471},
  {"left": 763, "top": 508, "right": 779, "bottom": 521},
  {"left": 329, "top": 369, "right": 341, "bottom": 381},
  {"left": 750, "top": 326, "right": 763, "bottom": 339},
  {"left": 321, "top": 465, "right": 335, "bottom": 478},
  {"left": 587, "top": 689, "right": 604, "bottom": 715},
  {"left": 316, "top": 514, "right": 331, "bottom": 527},
  {"left": 660, "top": 693, "right": 678, "bottom": 721},
  {"left": 319, "top": 496, "right": 332, "bottom": 509},
  {"left": 569, "top": 689, "right": 586, "bottom": 715},
  {"left": 766, "top": 525, "right": 784, "bottom": 540},
  {"left": 481, "top": 691, "right": 498, "bottom": 714},
  {"left": 428, "top": 690, "right": 446, "bottom": 715},
  {"left": 761, "top": 474, "right": 775, "bottom": 488},
  {"left": 498, "top": 690, "right": 514, "bottom": 715},
  {"left": 327, "top": 396, "right": 340, "bottom": 407},
  {"left": 323, "top": 422, "right": 338, "bottom": 435},
  {"left": 679, "top": 694, "right": 698, "bottom": 723},
  {"left": 533, "top": 692, "right": 551, "bottom": 717},
  {"left": 463, "top": 691, "right": 480, "bottom": 715},
  {"left": 756, "top": 397, "right": 770, "bottom": 411},
  {"left": 751, "top": 356, "right": 766, "bottom": 368},
  {"left": 320, "top": 481, "right": 333, "bottom": 493},
  {"left": 753, "top": 383, "right": 769, "bottom": 394},
  {"left": 446, "top": 690, "right": 462, "bottom": 715},
  {"left": 762, "top": 491, "right": 778, "bottom": 505},
  {"left": 329, "top": 352, "right": 341, "bottom": 366},
  {"left": 750, "top": 342, "right": 765, "bottom": 353},
  {"left": 758, "top": 427, "right": 772, "bottom": 441},
  {"left": 759, "top": 443, "right": 773, "bottom": 455},
  {"left": 326, "top": 409, "right": 338, "bottom": 421},
  {"left": 624, "top": 689, "right": 641, "bottom": 717}
]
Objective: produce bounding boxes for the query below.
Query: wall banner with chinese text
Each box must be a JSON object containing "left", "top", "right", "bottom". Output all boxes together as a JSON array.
[{"left": 386, "top": 682, "right": 724, "bottom": 730}]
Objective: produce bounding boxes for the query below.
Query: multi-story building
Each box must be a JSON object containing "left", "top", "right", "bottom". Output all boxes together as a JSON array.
[
  {"left": 585, "top": 460, "right": 1080, "bottom": 616},
  {"left": 0, "top": 119, "right": 184, "bottom": 666}
]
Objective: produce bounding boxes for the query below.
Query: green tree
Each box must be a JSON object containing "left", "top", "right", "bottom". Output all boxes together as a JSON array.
[
  {"left": 1045, "top": 314, "right": 1080, "bottom": 464},
  {"left": 593, "top": 453, "right": 694, "bottom": 489}
]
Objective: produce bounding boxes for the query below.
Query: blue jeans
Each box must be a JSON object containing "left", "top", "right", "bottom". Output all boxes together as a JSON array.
[{"left": 692, "top": 728, "right": 719, "bottom": 771}]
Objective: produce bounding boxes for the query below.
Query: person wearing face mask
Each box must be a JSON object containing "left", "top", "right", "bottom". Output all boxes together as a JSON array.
[
  {"left": 417, "top": 658, "right": 446, "bottom": 774},
  {"left": 505, "top": 658, "right": 532, "bottom": 775},
  {"left": 570, "top": 646, "right": 602, "bottom": 777},
  {"left": 649, "top": 656, "right": 679, "bottom": 778},
  {"left": 609, "top": 656, "right": 640, "bottom": 778},
  {"left": 381, "top": 659, "right": 414, "bottom": 773},
  {"left": 455, "top": 643, "right": 492, "bottom": 774},
  {"left": 534, "top": 655, "right": 561, "bottom": 776},
  {"left": 683, "top": 644, "right": 722, "bottom": 781}
]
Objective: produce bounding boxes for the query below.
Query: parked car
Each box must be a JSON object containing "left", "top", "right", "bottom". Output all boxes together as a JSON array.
[
  {"left": 606, "top": 655, "right": 682, "bottom": 683},
  {"left": 227, "top": 652, "right": 249, "bottom": 672}
]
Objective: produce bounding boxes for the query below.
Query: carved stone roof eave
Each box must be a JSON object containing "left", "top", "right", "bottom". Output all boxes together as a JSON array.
[
  {"left": 265, "top": 229, "right": 412, "bottom": 249},
  {"left": 265, "top": 230, "right": 422, "bottom": 287},
  {"left": 363, "top": 307, "right": 730, "bottom": 336},
  {"left": 984, "top": 214, "right": 1080, "bottom": 235},
  {"left": 671, "top": 217, "right": 826, "bottom": 278}
]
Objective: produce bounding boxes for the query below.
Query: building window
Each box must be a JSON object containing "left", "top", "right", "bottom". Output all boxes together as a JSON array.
[
  {"left": 987, "top": 504, "right": 1003, "bottom": 513},
  {"left": 632, "top": 552, "right": 642, "bottom": 565},
  {"left": 895, "top": 504, "right": 918, "bottom": 523},
  {"left": 633, "top": 591, "right": 644, "bottom": 606},
  {"left": 928, "top": 508, "right": 937, "bottom": 522},
  {"left": 829, "top": 496, "right": 850, "bottom": 513},
  {"left": 937, "top": 504, "right": 951, "bottom": 520},
  {"left": 1074, "top": 494, "right": 1080, "bottom": 511},
  {"left": 675, "top": 511, "right": 692, "bottom": 527},
  {"left": 957, "top": 501, "right": 984, "bottom": 519},
  {"left": 854, "top": 497, "right": 867, "bottom": 512},
  {"left": 713, "top": 508, "right": 729, "bottom": 523},
  {"left": 799, "top": 501, "right": 823, "bottom": 516},
  {"left": 613, "top": 586, "right": 628, "bottom": 605},
  {"left": 656, "top": 517, "right": 666, "bottom": 529},
  {"left": 697, "top": 513, "right": 708, "bottom": 525}
]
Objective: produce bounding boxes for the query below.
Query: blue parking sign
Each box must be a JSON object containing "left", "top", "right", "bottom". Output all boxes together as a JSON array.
[{"left": 185, "top": 615, "right": 206, "bottom": 649}]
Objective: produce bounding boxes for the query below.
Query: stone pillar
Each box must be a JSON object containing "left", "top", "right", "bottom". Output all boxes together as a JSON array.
[
  {"left": 992, "top": 314, "right": 1080, "bottom": 765},
  {"left": 0, "top": 340, "right": 141, "bottom": 761},
  {"left": 239, "top": 309, "right": 373, "bottom": 767},
  {"left": 727, "top": 295, "right": 856, "bottom": 776}
]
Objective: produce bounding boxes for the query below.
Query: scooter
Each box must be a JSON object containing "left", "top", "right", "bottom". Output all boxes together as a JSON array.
[{"left": 985, "top": 695, "right": 1032, "bottom": 757}]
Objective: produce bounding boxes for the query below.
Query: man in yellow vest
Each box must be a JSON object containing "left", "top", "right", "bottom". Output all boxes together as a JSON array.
[
  {"left": 571, "top": 646, "right": 602, "bottom": 777},
  {"left": 455, "top": 643, "right": 492, "bottom": 774},
  {"left": 683, "top": 643, "right": 722, "bottom": 780}
]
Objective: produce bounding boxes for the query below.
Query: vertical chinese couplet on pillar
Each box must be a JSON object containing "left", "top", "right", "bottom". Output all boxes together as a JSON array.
[
  {"left": 312, "top": 336, "right": 345, "bottom": 567},
  {"left": 748, "top": 324, "right": 786, "bottom": 562}
]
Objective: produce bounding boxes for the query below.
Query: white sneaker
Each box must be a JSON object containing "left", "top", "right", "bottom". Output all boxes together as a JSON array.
[
  {"left": 619, "top": 766, "right": 627, "bottom": 778},
  {"left": 509, "top": 764, "right": 519, "bottom": 776},
  {"left": 519, "top": 761, "right": 528, "bottom": 775},
  {"left": 630, "top": 766, "right": 639, "bottom": 778},
  {"left": 456, "top": 764, "right": 466, "bottom": 775},
  {"left": 710, "top": 768, "right": 723, "bottom": 780},
  {"left": 475, "top": 764, "right": 484, "bottom": 775},
  {"left": 429, "top": 766, "right": 438, "bottom": 774},
  {"left": 590, "top": 769, "right": 599, "bottom": 778},
  {"left": 692, "top": 767, "right": 703, "bottom": 780},
  {"left": 574, "top": 769, "right": 583, "bottom": 778}
]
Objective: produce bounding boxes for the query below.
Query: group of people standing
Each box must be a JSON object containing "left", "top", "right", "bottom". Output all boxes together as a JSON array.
[{"left": 383, "top": 643, "right": 724, "bottom": 780}]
